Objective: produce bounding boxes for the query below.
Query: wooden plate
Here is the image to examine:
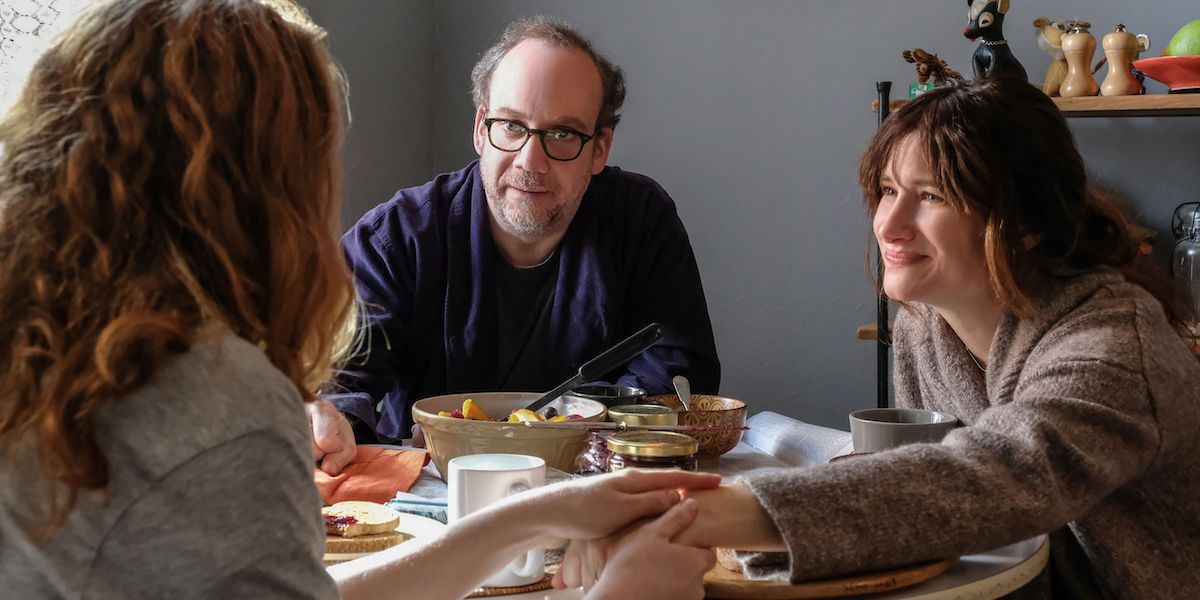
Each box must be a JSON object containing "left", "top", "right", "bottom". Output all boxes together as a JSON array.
[{"left": 704, "top": 553, "right": 956, "bottom": 599}]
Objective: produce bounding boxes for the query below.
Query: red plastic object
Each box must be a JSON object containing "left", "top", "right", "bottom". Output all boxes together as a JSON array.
[{"left": 1133, "top": 55, "right": 1200, "bottom": 93}]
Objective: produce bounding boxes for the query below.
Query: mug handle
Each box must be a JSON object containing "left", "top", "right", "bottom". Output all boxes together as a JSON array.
[
  {"left": 505, "top": 481, "right": 544, "bottom": 579},
  {"left": 510, "top": 547, "right": 546, "bottom": 578}
]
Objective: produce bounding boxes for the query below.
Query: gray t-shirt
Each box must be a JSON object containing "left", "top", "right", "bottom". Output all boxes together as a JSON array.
[{"left": 0, "top": 329, "right": 338, "bottom": 599}]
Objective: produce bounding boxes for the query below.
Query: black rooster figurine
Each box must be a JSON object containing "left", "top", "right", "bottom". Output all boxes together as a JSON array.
[{"left": 964, "top": 0, "right": 1028, "bottom": 81}]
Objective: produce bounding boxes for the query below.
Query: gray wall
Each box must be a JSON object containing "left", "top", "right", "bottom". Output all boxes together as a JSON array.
[
  {"left": 315, "top": 0, "right": 1200, "bottom": 429},
  {"left": 306, "top": 0, "right": 436, "bottom": 229}
]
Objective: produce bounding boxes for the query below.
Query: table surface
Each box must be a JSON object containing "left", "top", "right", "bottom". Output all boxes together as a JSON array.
[
  {"left": 501, "top": 534, "right": 1047, "bottom": 600},
  {"left": 376, "top": 438, "right": 1049, "bottom": 600}
]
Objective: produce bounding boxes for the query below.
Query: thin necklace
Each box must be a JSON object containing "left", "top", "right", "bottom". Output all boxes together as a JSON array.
[{"left": 968, "top": 352, "right": 987, "bottom": 373}]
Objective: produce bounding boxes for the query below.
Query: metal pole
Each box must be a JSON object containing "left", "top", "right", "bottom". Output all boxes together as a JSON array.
[{"left": 875, "top": 81, "right": 892, "bottom": 409}]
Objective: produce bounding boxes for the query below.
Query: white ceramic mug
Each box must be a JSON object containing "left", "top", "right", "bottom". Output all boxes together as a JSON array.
[{"left": 447, "top": 453, "right": 546, "bottom": 587}]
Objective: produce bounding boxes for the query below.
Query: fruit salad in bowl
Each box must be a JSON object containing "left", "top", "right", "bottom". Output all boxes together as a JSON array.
[{"left": 412, "top": 392, "right": 606, "bottom": 480}]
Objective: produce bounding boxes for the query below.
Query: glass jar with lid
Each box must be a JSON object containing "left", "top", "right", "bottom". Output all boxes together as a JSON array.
[
  {"left": 606, "top": 431, "right": 699, "bottom": 472},
  {"left": 575, "top": 429, "right": 618, "bottom": 475},
  {"left": 574, "top": 404, "right": 679, "bottom": 475},
  {"left": 606, "top": 404, "right": 678, "bottom": 427}
]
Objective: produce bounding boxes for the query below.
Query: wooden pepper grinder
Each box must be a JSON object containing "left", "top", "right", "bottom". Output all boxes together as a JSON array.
[
  {"left": 1101, "top": 24, "right": 1141, "bottom": 96},
  {"left": 1060, "top": 23, "right": 1099, "bottom": 97}
]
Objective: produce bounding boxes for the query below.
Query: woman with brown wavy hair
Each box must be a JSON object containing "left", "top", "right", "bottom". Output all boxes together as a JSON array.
[{"left": 561, "top": 79, "right": 1200, "bottom": 597}]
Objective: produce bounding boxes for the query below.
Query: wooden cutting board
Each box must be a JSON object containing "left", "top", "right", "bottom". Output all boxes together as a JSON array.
[{"left": 704, "top": 552, "right": 956, "bottom": 599}]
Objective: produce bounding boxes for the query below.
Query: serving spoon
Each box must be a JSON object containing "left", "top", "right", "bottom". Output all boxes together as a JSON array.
[
  {"left": 672, "top": 375, "right": 692, "bottom": 412},
  {"left": 523, "top": 322, "right": 665, "bottom": 414}
]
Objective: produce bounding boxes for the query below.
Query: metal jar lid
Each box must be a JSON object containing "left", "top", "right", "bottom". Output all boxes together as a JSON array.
[
  {"left": 606, "top": 431, "right": 698, "bottom": 457},
  {"left": 606, "top": 404, "right": 678, "bottom": 427}
]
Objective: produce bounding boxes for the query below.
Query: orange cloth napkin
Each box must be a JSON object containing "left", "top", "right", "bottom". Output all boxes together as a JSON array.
[{"left": 314, "top": 446, "right": 429, "bottom": 505}]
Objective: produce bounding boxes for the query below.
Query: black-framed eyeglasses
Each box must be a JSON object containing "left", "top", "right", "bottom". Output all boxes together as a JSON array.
[{"left": 482, "top": 118, "right": 594, "bottom": 162}]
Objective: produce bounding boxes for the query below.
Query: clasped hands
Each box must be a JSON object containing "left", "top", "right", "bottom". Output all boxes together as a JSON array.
[{"left": 549, "top": 471, "right": 722, "bottom": 600}]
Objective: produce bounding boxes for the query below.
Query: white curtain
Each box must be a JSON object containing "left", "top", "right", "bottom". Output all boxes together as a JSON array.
[{"left": 0, "top": 0, "right": 91, "bottom": 117}]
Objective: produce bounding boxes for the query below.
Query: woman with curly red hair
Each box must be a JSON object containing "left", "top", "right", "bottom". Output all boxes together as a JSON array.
[{"left": 0, "top": 0, "right": 354, "bottom": 595}]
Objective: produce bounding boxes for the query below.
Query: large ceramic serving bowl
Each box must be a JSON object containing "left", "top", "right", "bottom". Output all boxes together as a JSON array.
[
  {"left": 412, "top": 392, "right": 607, "bottom": 480},
  {"left": 645, "top": 394, "right": 748, "bottom": 458}
]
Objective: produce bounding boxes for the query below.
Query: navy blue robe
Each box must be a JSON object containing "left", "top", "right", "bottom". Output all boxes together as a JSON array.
[{"left": 328, "top": 161, "right": 720, "bottom": 441}]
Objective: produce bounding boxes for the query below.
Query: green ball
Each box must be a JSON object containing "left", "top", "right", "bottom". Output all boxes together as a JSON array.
[{"left": 1165, "top": 19, "right": 1200, "bottom": 56}]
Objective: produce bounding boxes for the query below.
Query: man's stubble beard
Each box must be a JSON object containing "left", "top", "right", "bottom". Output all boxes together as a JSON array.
[{"left": 483, "top": 170, "right": 585, "bottom": 238}]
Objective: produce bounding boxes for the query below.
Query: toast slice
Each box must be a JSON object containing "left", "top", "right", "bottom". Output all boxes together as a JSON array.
[
  {"left": 716, "top": 547, "right": 743, "bottom": 573},
  {"left": 322, "top": 501, "right": 401, "bottom": 538},
  {"left": 325, "top": 530, "right": 409, "bottom": 554},
  {"left": 323, "top": 531, "right": 409, "bottom": 566}
]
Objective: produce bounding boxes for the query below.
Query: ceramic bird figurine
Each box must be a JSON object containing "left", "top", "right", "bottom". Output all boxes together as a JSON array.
[
  {"left": 964, "top": 0, "right": 1028, "bottom": 81},
  {"left": 903, "top": 48, "right": 965, "bottom": 85}
]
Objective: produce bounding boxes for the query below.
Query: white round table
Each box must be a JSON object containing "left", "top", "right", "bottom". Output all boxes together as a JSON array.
[
  {"left": 503, "top": 535, "right": 1048, "bottom": 600},
  {"left": 866, "top": 534, "right": 1048, "bottom": 600}
]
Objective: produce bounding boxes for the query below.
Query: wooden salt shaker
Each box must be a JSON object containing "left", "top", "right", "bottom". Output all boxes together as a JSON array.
[
  {"left": 1061, "top": 24, "right": 1099, "bottom": 97},
  {"left": 1101, "top": 24, "right": 1141, "bottom": 96}
]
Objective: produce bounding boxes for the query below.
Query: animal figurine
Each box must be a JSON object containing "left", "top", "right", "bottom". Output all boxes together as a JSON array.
[
  {"left": 1033, "top": 18, "right": 1086, "bottom": 96},
  {"left": 964, "top": 0, "right": 1028, "bottom": 81},
  {"left": 902, "top": 48, "right": 964, "bottom": 85}
]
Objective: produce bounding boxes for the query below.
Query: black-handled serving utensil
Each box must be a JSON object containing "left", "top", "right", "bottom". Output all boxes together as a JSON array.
[{"left": 523, "top": 322, "right": 664, "bottom": 414}]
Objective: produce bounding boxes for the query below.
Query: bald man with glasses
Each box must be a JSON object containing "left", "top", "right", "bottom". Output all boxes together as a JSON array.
[{"left": 310, "top": 16, "right": 720, "bottom": 467}]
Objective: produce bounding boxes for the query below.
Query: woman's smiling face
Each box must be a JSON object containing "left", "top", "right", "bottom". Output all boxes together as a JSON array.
[{"left": 873, "top": 135, "right": 991, "bottom": 310}]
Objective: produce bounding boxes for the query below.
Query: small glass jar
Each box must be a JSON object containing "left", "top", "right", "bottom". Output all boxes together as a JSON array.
[
  {"left": 606, "top": 431, "right": 699, "bottom": 472},
  {"left": 574, "top": 429, "right": 616, "bottom": 475},
  {"left": 606, "top": 404, "right": 678, "bottom": 427}
]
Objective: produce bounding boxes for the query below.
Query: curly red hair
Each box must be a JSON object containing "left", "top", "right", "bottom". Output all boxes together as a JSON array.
[{"left": 0, "top": 0, "right": 355, "bottom": 536}]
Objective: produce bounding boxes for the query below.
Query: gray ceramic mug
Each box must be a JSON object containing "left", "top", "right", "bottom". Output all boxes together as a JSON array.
[{"left": 849, "top": 408, "right": 959, "bottom": 453}]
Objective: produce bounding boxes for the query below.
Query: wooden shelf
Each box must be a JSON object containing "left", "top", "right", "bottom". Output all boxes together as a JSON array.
[
  {"left": 1051, "top": 94, "right": 1200, "bottom": 117},
  {"left": 871, "top": 99, "right": 910, "bottom": 114},
  {"left": 871, "top": 93, "right": 1200, "bottom": 118},
  {"left": 856, "top": 321, "right": 894, "bottom": 341},
  {"left": 857, "top": 323, "right": 878, "bottom": 341}
]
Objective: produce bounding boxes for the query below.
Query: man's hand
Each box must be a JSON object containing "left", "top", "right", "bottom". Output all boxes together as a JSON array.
[
  {"left": 556, "top": 498, "right": 716, "bottom": 599},
  {"left": 307, "top": 398, "right": 356, "bottom": 475}
]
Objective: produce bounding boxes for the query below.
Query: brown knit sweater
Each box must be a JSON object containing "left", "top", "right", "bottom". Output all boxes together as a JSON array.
[{"left": 741, "top": 269, "right": 1200, "bottom": 598}]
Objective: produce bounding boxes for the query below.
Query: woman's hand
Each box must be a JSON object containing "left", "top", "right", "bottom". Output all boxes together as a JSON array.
[
  {"left": 553, "top": 481, "right": 785, "bottom": 593},
  {"left": 556, "top": 498, "right": 716, "bottom": 600},
  {"left": 523, "top": 468, "right": 720, "bottom": 546},
  {"left": 331, "top": 469, "right": 719, "bottom": 600}
]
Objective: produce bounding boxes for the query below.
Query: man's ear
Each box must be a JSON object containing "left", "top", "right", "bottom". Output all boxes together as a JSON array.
[
  {"left": 589, "top": 127, "right": 613, "bottom": 175},
  {"left": 472, "top": 108, "right": 487, "bottom": 157}
]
